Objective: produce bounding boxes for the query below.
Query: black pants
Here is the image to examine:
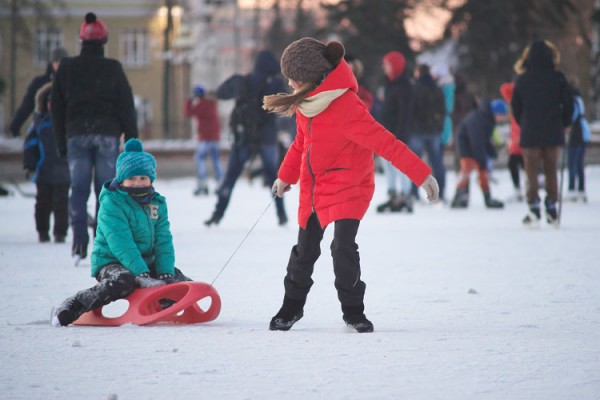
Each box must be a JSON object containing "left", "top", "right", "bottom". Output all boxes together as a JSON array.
[
  {"left": 74, "top": 263, "right": 191, "bottom": 313},
  {"left": 35, "top": 183, "right": 69, "bottom": 237},
  {"left": 284, "top": 213, "right": 365, "bottom": 311},
  {"left": 508, "top": 154, "right": 524, "bottom": 189}
]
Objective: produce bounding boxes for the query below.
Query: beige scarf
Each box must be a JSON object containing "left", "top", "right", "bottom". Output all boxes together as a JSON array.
[{"left": 297, "top": 88, "right": 348, "bottom": 117}]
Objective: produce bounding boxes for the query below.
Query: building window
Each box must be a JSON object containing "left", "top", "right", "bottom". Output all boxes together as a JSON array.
[
  {"left": 34, "top": 28, "right": 64, "bottom": 67},
  {"left": 120, "top": 28, "right": 149, "bottom": 67}
]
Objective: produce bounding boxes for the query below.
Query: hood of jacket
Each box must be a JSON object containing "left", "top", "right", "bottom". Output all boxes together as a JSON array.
[
  {"left": 252, "top": 50, "right": 281, "bottom": 80},
  {"left": 309, "top": 59, "right": 358, "bottom": 97}
]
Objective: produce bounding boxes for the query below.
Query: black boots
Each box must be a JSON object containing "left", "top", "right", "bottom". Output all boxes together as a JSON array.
[
  {"left": 342, "top": 305, "right": 374, "bottom": 333},
  {"left": 451, "top": 189, "right": 504, "bottom": 209},
  {"left": 450, "top": 188, "right": 469, "bottom": 208},
  {"left": 52, "top": 296, "right": 86, "bottom": 327},
  {"left": 522, "top": 203, "right": 541, "bottom": 227},
  {"left": 343, "top": 314, "right": 374, "bottom": 333},
  {"left": 377, "top": 191, "right": 413, "bottom": 213},
  {"left": 269, "top": 296, "right": 305, "bottom": 331},
  {"left": 483, "top": 192, "right": 504, "bottom": 209},
  {"left": 204, "top": 212, "right": 222, "bottom": 227},
  {"left": 545, "top": 198, "right": 558, "bottom": 226}
]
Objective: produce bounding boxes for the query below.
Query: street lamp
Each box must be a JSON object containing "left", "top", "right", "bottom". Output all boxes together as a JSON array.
[{"left": 161, "top": 0, "right": 174, "bottom": 139}]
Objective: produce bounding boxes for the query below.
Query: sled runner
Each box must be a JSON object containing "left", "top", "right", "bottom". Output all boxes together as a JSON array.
[{"left": 73, "top": 281, "right": 221, "bottom": 326}]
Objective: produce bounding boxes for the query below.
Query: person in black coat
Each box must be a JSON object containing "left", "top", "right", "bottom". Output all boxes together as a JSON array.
[
  {"left": 450, "top": 99, "right": 508, "bottom": 209},
  {"left": 376, "top": 50, "right": 415, "bottom": 213},
  {"left": 511, "top": 39, "right": 573, "bottom": 226},
  {"left": 9, "top": 48, "right": 68, "bottom": 137},
  {"left": 23, "top": 83, "right": 70, "bottom": 242},
  {"left": 408, "top": 64, "right": 447, "bottom": 201},
  {"left": 51, "top": 12, "right": 138, "bottom": 261},
  {"left": 204, "top": 50, "right": 288, "bottom": 227}
]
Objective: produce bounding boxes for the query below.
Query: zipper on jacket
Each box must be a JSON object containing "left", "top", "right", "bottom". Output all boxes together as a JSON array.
[
  {"left": 144, "top": 203, "right": 154, "bottom": 247},
  {"left": 306, "top": 117, "right": 317, "bottom": 212}
]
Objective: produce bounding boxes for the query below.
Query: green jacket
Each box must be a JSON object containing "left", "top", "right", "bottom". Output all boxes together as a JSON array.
[{"left": 91, "top": 181, "right": 175, "bottom": 278}]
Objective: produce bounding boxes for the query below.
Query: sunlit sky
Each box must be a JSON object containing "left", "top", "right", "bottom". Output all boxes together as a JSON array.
[{"left": 237, "top": 0, "right": 451, "bottom": 45}]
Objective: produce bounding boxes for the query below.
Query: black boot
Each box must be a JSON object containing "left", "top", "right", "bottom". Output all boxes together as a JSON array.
[
  {"left": 342, "top": 305, "right": 374, "bottom": 333},
  {"left": 450, "top": 188, "right": 469, "bottom": 208},
  {"left": 390, "top": 194, "right": 413, "bottom": 213},
  {"left": 483, "top": 192, "right": 504, "bottom": 209},
  {"left": 522, "top": 203, "right": 541, "bottom": 227},
  {"left": 376, "top": 191, "right": 396, "bottom": 213},
  {"left": 51, "top": 296, "right": 86, "bottom": 327},
  {"left": 204, "top": 212, "right": 222, "bottom": 227},
  {"left": 545, "top": 197, "right": 558, "bottom": 226},
  {"left": 269, "top": 296, "right": 305, "bottom": 331}
]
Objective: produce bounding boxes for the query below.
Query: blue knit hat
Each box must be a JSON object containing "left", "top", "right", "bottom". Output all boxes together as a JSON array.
[
  {"left": 491, "top": 99, "right": 508, "bottom": 116},
  {"left": 116, "top": 139, "right": 156, "bottom": 182}
]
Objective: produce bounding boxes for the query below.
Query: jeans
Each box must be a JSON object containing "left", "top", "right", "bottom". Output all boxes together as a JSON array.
[
  {"left": 195, "top": 140, "right": 223, "bottom": 183},
  {"left": 212, "top": 144, "right": 286, "bottom": 222},
  {"left": 67, "top": 135, "right": 120, "bottom": 252},
  {"left": 408, "top": 134, "right": 446, "bottom": 199},
  {"left": 384, "top": 160, "right": 411, "bottom": 195},
  {"left": 567, "top": 145, "right": 586, "bottom": 192}
]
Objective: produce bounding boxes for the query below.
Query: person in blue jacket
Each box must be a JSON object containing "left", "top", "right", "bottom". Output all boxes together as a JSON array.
[
  {"left": 204, "top": 50, "right": 288, "bottom": 227},
  {"left": 51, "top": 139, "right": 190, "bottom": 327},
  {"left": 450, "top": 99, "right": 508, "bottom": 209},
  {"left": 23, "top": 82, "right": 70, "bottom": 243}
]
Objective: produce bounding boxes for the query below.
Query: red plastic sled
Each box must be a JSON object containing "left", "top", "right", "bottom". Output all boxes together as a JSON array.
[{"left": 73, "top": 281, "right": 221, "bottom": 326}]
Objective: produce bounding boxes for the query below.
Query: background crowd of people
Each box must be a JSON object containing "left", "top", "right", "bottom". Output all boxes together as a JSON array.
[{"left": 4, "top": 10, "right": 591, "bottom": 269}]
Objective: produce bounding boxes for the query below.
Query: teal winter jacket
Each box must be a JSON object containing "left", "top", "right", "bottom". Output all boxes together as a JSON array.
[{"left": 91, "top": 182, "right": 175, "bottom": 278}]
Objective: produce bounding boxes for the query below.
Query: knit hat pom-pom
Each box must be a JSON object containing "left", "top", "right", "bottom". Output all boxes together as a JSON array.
[
  {"left": 124, "top": 138, "right": 143, "bottom": 153},
  {"left": 85, "top": 12, "right": 97, "bottom": 24},
  {"left": 325, "top": 42, "right": 345, "bottom": 67}
]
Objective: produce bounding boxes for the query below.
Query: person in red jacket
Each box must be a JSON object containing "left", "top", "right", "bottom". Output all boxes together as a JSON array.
[
  {"left": 263, "top": 37, "right": 439, "bottom": 333},
  {"left": 184, "top": 84, "right": 223, "bottom": 195},
  {"left": 500, "top": 82, "right": 525, "bottom": 202}
]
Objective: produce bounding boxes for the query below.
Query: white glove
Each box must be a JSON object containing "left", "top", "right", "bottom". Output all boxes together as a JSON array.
[
  {"left": 272, "top": 178, "right": 291, "bottom": 198},
  {"left": 135, "top": 273, "right": 166, "bottom": 288},
  {"left": 420, "top": 175, "right": 439, "bottom": 202}
]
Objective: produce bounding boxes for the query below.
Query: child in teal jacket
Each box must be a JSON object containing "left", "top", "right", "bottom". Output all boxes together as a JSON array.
[{"left": 52, "top": 139, "right": 190, "bottom": 327}]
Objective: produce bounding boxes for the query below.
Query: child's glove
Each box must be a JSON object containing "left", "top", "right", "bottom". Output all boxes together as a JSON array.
[
  {"left": 135, "top": 273, "right": 166, "bottom": 288},
  {"left": 420, "top": 175, "right": 440, "bottom": 202},
  {"left": 272, "top": 178, "right": 291, "bottom": 198}
]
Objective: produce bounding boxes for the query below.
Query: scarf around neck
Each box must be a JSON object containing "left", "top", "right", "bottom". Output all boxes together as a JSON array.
[
  {"left": 297, "top": 88, "right": 348, "bottom": 117},
  {"left": 110, "top": 178, "right": 155, "bottom": 205}
]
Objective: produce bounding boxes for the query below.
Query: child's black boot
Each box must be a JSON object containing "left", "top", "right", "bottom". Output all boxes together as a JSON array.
[
  {"left": 51, "top": 296, "right": 86, "bottom": 327},
  {"left": 342, "top": 305, "right": 374, "bottom": 333},
  {"left": 269, "top": 296, "right": 305, "bottom": 331}
]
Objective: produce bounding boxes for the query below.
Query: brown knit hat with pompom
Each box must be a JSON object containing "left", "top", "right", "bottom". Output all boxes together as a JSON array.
[{"left": 281, "top": 37, "right": 345, "bottom": 84}]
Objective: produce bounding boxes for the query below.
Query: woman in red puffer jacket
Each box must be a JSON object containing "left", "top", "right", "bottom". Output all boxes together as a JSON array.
[{"left": 263, "top": 37, "right": 439, "bottom": 333}]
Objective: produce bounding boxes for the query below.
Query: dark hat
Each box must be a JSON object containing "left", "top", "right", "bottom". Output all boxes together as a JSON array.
[
  {"left": 116, "top": 139, "right": 157, "bottom": 183},
  {"left": 50, "top": 47, "right": 68, "bottom": 62},
  {"left": 80, "top": 12, "right": 108, "bottom": 42},
  {"left": 281, "top": 37, "right": 345, "bottom": 84}
]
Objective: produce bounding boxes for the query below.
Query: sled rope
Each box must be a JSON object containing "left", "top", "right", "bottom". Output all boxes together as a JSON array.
[{"left": 210, "top": 195, "right": 275, "bottom": 286}]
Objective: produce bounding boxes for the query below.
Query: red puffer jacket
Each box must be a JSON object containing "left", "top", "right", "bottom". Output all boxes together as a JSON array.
[{"left": 279, "top": 60, "right": 432, "bottom": 229}]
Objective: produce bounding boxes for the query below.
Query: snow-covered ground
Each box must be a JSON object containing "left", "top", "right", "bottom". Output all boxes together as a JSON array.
[{"left": 1, "top": 167, "right": 599, "bottom": 400}]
